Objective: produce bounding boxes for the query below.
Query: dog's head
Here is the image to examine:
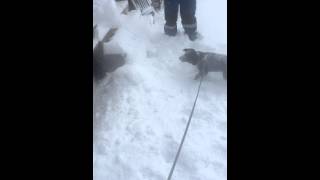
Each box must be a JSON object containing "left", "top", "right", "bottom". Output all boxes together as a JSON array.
[{"left": 179, "top": 48, "right": 200, "bottom": 65}]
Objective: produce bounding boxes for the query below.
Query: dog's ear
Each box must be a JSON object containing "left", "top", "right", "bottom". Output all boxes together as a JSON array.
[{"left": 183, "top": 48, "right": 195, "bottom": 52}]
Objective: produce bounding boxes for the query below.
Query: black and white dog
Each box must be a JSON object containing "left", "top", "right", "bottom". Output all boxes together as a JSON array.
[{"left": 179, "top": 48, "right": 227, "bottom": 80}]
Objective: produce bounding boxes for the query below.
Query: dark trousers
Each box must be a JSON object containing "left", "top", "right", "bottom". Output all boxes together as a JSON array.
[{"left": 164, "top": 0, "right": 197, "bottom": 35}]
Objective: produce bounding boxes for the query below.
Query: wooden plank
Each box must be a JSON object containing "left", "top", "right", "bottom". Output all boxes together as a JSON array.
[{"left": 102, "top": 28, "right": 118, "bottom": 43}]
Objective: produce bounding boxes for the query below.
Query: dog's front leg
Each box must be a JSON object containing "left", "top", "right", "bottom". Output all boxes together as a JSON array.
[
  {"left": 195, "top": 61, "right": 208, "bottom": 80},
  {"left": 195, "top": 70, "right": 208, "bottom": 80},
  {"left": 194, "top": 70, "right": 207, "bottom": 80},
  {"left": 194, "top": 73, "right": 201, "bottom": 80}
]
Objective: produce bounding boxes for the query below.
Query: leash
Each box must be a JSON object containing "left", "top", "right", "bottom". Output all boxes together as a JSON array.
[{"left": 167, "top": 75, "right": 204, "bottom": 180}]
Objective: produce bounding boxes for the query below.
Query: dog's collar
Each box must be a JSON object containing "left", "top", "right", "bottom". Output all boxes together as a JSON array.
[
  {"left": 197, "top": 52, "right": 209, "bottom": 61},
  {"left": 203, "top": 54, "right": 209, "bottom": 61},
  {"left": 196, "top": 51, "right": 203, "bottom": 57}
]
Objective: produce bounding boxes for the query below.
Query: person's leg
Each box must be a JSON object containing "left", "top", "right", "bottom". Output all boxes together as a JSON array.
[
  {"left": 164, "top": 0, "right": 179, "bottom": 36},
  {"left": 180, "top": 0, "right": 197, "bottom": 40}
]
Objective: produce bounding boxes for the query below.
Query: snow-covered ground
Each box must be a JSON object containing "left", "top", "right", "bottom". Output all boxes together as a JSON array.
[{"left": 93, "top": 0, "right": 227, "bottom": 180}]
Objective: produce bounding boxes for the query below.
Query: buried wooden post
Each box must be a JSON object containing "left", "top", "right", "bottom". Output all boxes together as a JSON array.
[{"left": 93, "top": 26, "right": 126, "bottom": 81}]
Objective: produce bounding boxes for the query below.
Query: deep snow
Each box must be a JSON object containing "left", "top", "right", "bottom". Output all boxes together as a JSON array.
[{"left": 93, "top": 0, "right": 227, "bottom": 180}]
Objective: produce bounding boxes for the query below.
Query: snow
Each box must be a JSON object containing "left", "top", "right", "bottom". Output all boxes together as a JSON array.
[
  {"left": 103, "top": 41, "right": 126, "bottom": 54},
  {"left": 93, "top": 0, "right": 227, "bottom": 180}
]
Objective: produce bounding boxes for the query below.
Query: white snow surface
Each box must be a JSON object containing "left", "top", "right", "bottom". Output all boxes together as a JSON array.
[{"left": 93, "top": 0, "right": 227, "bottom": 180}]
